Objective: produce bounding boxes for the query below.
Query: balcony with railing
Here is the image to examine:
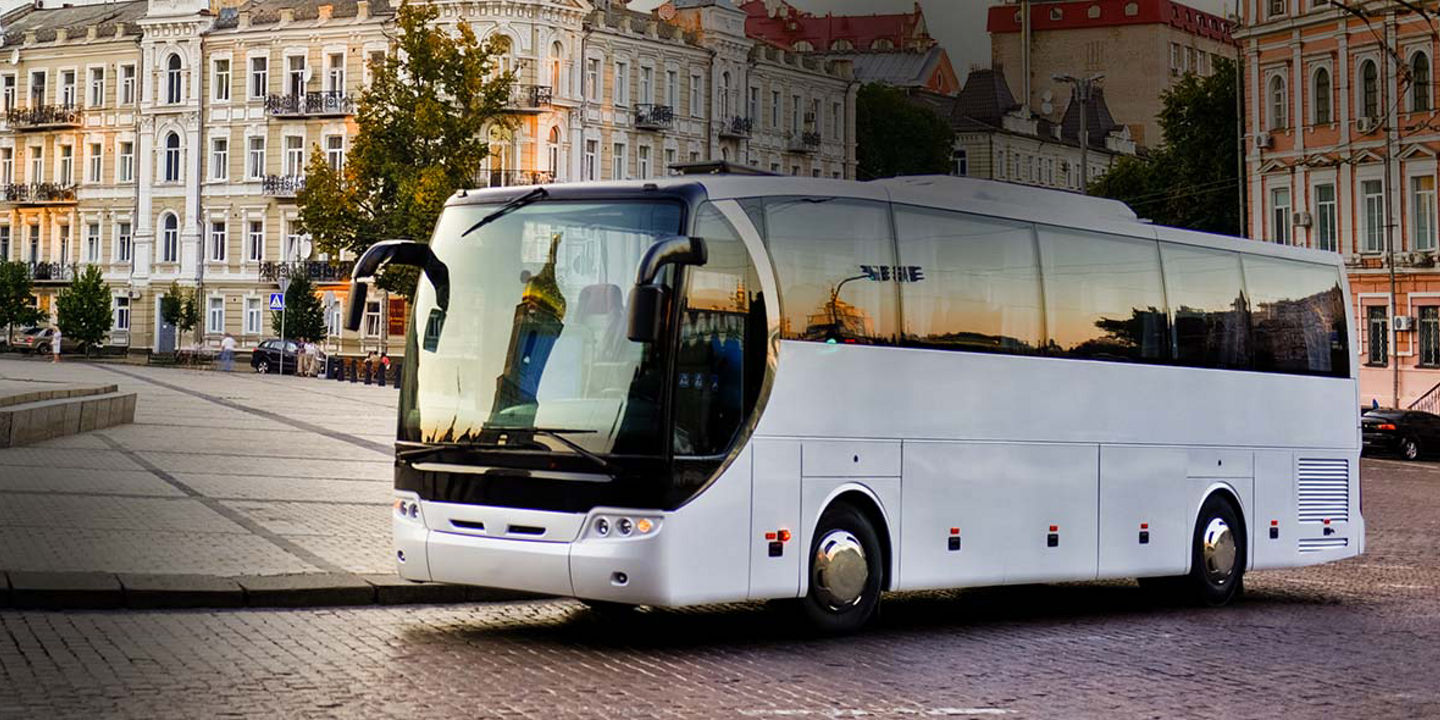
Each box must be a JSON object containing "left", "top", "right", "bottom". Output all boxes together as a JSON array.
[
  {"left": 5, "top": 104, "right": 83, "bottom": 130},
  {"left": 27, "top": 261, "right": 79, "bottom": 284},
  {"left": 259, "top": 260, "right": 354, "bottom": 284},
  {"left": 505, "top": 85, "right": 553, "bottom": 113},
  {"left": 635, "top": 104, "right": 675, "bottom": 131},
  {"left": 264, "top": 91, "right": 354, "bottom": 117},
  {"left": 787, "top": 130, "right": 822, "bottom": 154},
  {"left": 262, "top": 175, "right": 306, "bottom": 198},
  {"left": 4, "top": 182, "right": 78, "bottom": 205},
  {"left": 474, "top": 169, "right": 554, "bottom": 188},
  {"left": 719, "top": 116, "right": 753, "bottom": 139}
]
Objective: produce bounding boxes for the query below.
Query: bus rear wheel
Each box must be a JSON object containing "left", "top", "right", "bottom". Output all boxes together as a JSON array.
[
  {"left": 801, "top": 503, "right": 883, "bottom": 634},
  {"left": 1140, "top": 494, "right": 1246, "bottom": 607}
]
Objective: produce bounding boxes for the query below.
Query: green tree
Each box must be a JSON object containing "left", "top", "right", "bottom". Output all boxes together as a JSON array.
[
  {"left": 0, "top": 261, "right": 44, "bottom": 343},
  {"left": 160, "top": 280, "right": 185, "bottom": 329},
  {"left": 855, "top": 83, "right": 953, "bottom": 180},
  {"left": 297, "top": 0, "right": 515, "bottom": 297},
  {"left": 56, "top": 265, "right": 112, "bottom": 353},
  {"left": 271, "top": 273, "right": 327, "bottom": 342},
  {"left": 1091, "top": 58, "right": 1241, "bottom": 235}
]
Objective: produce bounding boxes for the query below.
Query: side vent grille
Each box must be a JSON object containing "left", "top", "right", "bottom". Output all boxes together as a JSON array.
[
  {"left": 1297, "top": 458, "right": 1349, "bottom": 523},
  {"left": 1299, "top": 537, "right": 1349, "bottom": 553}
]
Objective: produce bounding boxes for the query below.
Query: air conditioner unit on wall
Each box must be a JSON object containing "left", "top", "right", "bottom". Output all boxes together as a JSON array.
[
  {"left": 128, "top": 290, "right": 142, "bottom": 299},
  {"left": 1255, "top": 134, "right": 1274, "bottom": 150},
  {"left": 1395, "top": 315, "right": 1416, "bottom": 332},
  {"left": 1357, "top": 116, "right": 1378, "bottom": 134},
  {"left": 1293, "top": 211, "right": 1313, "bottom": 227}
]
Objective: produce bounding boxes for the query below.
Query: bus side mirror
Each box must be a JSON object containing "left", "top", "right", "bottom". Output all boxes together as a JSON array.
[
  {"left": 345, "top": 240, "right": 450, "bottom": 332},
  {"left": 626, "top": 236, "right": 707, "bottom": 342}
]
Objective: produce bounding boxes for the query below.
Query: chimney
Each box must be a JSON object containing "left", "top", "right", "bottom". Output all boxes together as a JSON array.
[
  {"left": 237, "top": 10, "right": 250, "bottom": 28},
  {"left": 54, "top": 28, "right": 66, "bottom": 43},
  {"left": 317, "top": 4, "right": 332, "bottom": 20},
  {"left": 279, "top": 8, "right": 293, "bottom": 24},
  {"left": 356, "top": 0, "right": 369, "bottom": 19},
  {"left": 86, "top": 25, "right": 96, "bottom": 40}
]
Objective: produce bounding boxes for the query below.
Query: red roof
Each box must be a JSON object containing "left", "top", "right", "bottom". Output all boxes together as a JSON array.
[
  {"left": 987, "top": 0, "right": 1235, "bottom": 45},
  {"left": 739, "top": 0, "right": 934, "bottom": 53}
]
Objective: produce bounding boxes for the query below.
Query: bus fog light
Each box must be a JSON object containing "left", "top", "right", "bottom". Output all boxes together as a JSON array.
[
  {"left": 595, "top": 518, "right": 610, "bottom": 536},
  {"left": 635, "top": 518, "right": 653, "bottom": 534},
  {"left": 618, "top": 518, "right": 633, "bottom": 536}
]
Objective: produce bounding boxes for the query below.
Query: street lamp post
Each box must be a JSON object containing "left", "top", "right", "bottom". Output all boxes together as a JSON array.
[{"left": 1053, "top": 73, "right": 1105, "bottom": 192}]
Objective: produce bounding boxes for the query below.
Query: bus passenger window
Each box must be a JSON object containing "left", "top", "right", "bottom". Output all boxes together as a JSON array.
[
  {"left": 894, "top": 205, "right": 1043, "bottom": 354},
  {"left": 1242, "top": 256, "right": 1349, "bottom": 377},
  {"left": 761, "top": 197, "right": 898, "bottom": 345},
  {"left": 1038, "top": 227, "right": 1169, "bottom": 363},
  {"left": 1160, "top": 243, "right": 1250, "bottom": 370}
]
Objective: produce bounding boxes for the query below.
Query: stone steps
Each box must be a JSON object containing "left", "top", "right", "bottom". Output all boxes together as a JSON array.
[{"left": 0, "top": 385, "right": 137, "bottom": 448}]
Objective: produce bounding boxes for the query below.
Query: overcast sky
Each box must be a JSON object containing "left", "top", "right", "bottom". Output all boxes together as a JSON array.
[{"left": 633, "top": 1, "right": 1235, "bottom": 81}]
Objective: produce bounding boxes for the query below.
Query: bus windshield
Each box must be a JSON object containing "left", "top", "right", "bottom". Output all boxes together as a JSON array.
[{"left": 402, "top": 199, "right": 685, "bottom": 456}]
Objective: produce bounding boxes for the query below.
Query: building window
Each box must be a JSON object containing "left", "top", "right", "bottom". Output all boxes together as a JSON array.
[
  {"left": 667, "top": 70, "right": 679, "bottom": 108},
  {"left": 547, "top": 126, "right": 561, "bottom": 178},
  {"left": 584, "top": 140, "right": 597, "bottom": 180},
  {"left": 284, "top": 136, "right": 304, "bottom": 177},
  {"left": 1415, "top": 175, "right": 1437, "bottom": 251},
  {"left": 247, "top": 220, "right": 263, "bottom": 261},
  {"left": 1315, "top": 183, "right": 1336, "bottom": 251},
  {"left": 325, "top": 135, "right": 344, "bottom": 171},
  {"left": 1363, "top": 178, "right": 1385, "bottom": 252},
  {"left": 250, "top": 56, "right": 268, "bottom": 100},
  {"left": 0, "top": 148, "right": 9, "bottom": 186},
  {"left": 118, "top": 141, "right": 134, "bottom": 183},
  {"left": 57, "top": 145, "right": 73, "bottom": 185},
  {"left": 1414, "top": 53, "right": 1431, "bottom": 112},
  {"left": 113, "top": 296, "right": 130, "bottom": 331},
  {"left": 363, "top": 300, "right": 382, "bottom": 337},
  {"left": 1313, "top": 67, "right": 1331, "bottom": 124},
  {"left": 161, "top": 213, "right": 178, "bottom": 263},
  {"left": 85, "top": 223, "right": 100, "bottom": 263},
  {"left": 116, "top": 222, "right": 131, "bottom": 263},
  {"left": 213, "top": 59, "right": 231, "bottom": 101},
  {"left": 1270, "top": 186, "right": 1291, "bottom": 243},
  {"left": 639, "top": 66, "right": 653, "bottom": 104},
  {"left": 638, "top": 145, "right": 651, "bottom": 178},
  {"left": 550, "top": 42, "right": 564, "bottom": 93},
  {"left": 2, "top": 74, "right": 15, "bottom": 112},
  {"left": 1268, "top": 75, "right": 1287, "bottom": 130},
  {"left": 87, "top": 143, "right": 102, "bottom": 184},
  {"left": 29, "top": 70, "right": 45, "bottom": 107},
  {"left": 58, "top": 224, "right": 70, "bottom": 263},
  {"left": 60, "top": 70, "right": 75, "bottom": 107},
  {"left": 27, "top": 146, "right": 41, "bottom": 182},
  {"left": 690, "top": 73, "right": 704, "bottom": 118},
  {"left": 1361, "top": 59, "right": 1379, "bottom": 119},
  {"left": 286, "top": 55, "right": 306, "bottom": 98},
  {"left": 326, "top": 53, "right": 345, "bottom": 93},
  {"left": 953, "top": 149, "right": 968, "bottom": 176},
  {"left": 208, "top": 296, "right": 224, "bottom": 335},
  {"left": 27, "top": 226, "right": 38, "bottom": 264},
  {"left": 88, "top": 67, "right": 105, "bottom": 107},
  {"left": 1367, "top": 305, "right": 1388, "bottom": 366},
  {"left": 666, "top": 148, "right": 677, "bottom": 174},
  {"left": 1422, "top": 306, "right": 1440, "bottom": 366},
  {"left": 0, "top": 226, "right": 8, "bottom": 261},
  {"left": 585, "top": 58, "right": 599, "bottom": 100},
  {"left": 209, "top": 221, "right": 227, "bottom": 262},
  {"left": 612, "top": 142, "right": 626, "bottom": 180},
  {"left": 166, "top": 54, "right": 183, "bottom": 104},
  {"left": 245, "top": 297, "right": 262, "bottom": 335},
  {"left": 210, "top": 137, "right": 228, "bottom": 181},
  {"left": 247, "top": 136, "right": 266, "bottom": 180},
  {"left": 615, "top": 61, "right": 629, "bottom": 105},
  {"left": 120, "top": 64, "right": 135, "bottom": 104},
  {"left": 162, "top": 133, "right": 181, "bottom": 182}
]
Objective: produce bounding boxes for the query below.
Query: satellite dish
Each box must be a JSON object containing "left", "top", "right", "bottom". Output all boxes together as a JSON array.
[
  {"left": 1041, "top": 101, "right": 1054, "bottom": 114},
  {"left": 299, "top": 238, "right": 313, "bottom": 259}
]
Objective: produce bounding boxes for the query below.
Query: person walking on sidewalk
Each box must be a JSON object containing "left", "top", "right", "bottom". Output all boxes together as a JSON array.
[
  {"left": 219, "top": 333, "right": 236, "bottom": 372},
  {"left": 304, "top": 339, "right": 319, "bottom": 377},
  {"left": 50, "top": 326, "right": 61, "bottom": 363}
]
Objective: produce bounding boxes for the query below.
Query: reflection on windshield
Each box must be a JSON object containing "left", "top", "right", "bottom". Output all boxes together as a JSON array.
[{"left": 404, "top": 201, "right": 683, "bottom": 455}]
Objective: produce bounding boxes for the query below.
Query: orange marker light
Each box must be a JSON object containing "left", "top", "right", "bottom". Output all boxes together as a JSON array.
[
  {"left": 778, "top": 529, "right": 792, "bottom": 543},
  {"left": 635, "top": 518, "right": 653, "bottom": 534}
]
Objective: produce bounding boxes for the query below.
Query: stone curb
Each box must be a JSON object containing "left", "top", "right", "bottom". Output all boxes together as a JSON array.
[{"left": 0, "top": 570, "right": 541, "bottom": 611}]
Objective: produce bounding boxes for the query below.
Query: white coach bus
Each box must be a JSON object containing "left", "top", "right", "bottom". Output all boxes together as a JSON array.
[{"left": 349, "top": 175, "right": 1361, "bottom": 633}]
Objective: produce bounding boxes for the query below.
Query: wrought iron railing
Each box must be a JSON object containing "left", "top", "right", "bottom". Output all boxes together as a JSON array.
[
  {"left": 720, "top": 116, "right": 754, "bottom": 138},
  {"left": 475, "top": 169, "right": 554, "bottom": 188},
  {"left": 258, "top": 260, "right": 354, "bottom": 283},
  {"left": 507, "top": 85, "right": 553, "bottom": 111},
  {"left": 788, "top": 130, "right": 822, "bottom": 153},
  {"left": 635, "top": 103, "right": 675, "bottom": 131},
  {"left": 27, "top": 261, "right": 79, "bottom": 282},
  {"left": 5, "top": 104, "right": 82, "bottom": 129},
  {"left": 262, "top": 175, "right": 306, "bottom": 197},
  {"left": 264, "top": 91, "right": 354, "bottom": 117},
  {"left": 3, "top": 182, "right": 77, "bottom": 204},
  {"left": 1408, "top": 380, "right": 1440, "bottom": 414}
]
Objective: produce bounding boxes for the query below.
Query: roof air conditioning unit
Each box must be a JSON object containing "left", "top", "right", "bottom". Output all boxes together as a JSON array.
[
  {"left": 1395, "top": 315, "right": 1416, "bottom": 332},
  {"left": 1357, "top": 116, "right": 1378, "bottom": 133},
  {"left": 1293, "top": 210, "right": 1313, "bottom": 227},
  {"left": 1254, "top": 134, "right": 1274, "bottom": 150}
]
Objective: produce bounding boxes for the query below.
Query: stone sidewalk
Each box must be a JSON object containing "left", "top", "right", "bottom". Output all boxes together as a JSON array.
[{"left": 0, "top": 356, "right": 519, "bottom": 608}]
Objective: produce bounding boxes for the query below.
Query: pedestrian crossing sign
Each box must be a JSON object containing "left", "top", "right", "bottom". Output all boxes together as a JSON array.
[{"left": 268, "top": 292, "right": 285, "bottom": 311}]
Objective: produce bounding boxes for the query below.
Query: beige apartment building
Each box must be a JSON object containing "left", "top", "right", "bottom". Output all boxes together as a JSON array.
[{"left": 0, "top": 0, "right": 856, "bottom": 356}]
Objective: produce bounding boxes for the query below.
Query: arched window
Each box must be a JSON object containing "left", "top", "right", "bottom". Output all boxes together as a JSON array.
[
  {"left": 794, "top": 41, "right": 813, "bottom": 52},
  {"left": 163, "top": 132, "right": 181, "bottom": 182},
  {"left": 871, "top": 38, "right": 894, "bottom": 51},
  {"left": 547, "top": 126, "right": 561, "bottom": 178},
  {"left": 161, "top": 213, "right": 178, "bottom": 263},
  {"left": 1361, "top": 59, "right": 1379, "bottom": 119},
  {"left": 550, "top": 41, "right": 564, "bottom": 91},
  {"left": 1269, "top": 74, "right": 1287, "bottom": 130},
  {"left": 492, "top": 36, "right": 513, "bottom": 76},
  {"left": 1414, "top": 52, "right": 1431, "bottom": 112},
  {"left": 1313, "top": 67, "right": 1331, "bottom": 124},
  {"left": 720, "top": 71, "right": 732, "bottom": 118},
  {"left": 831, "top": 39, "right": 852, "bottom": 51},
  {"left": 166, "top": 54, "right": 183, "bottom": 104}
]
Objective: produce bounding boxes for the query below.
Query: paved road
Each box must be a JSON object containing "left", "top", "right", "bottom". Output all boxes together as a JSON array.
[
  {"left": 0, "top": 357, "right": 399, "bottom": 577},
  {"left": 1, "top": 390, "right": 1437, "bottom": 719}
]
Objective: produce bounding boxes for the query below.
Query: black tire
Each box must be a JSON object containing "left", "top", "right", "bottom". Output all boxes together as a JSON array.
[
  {"left": 800, "top": 503, "right": 884, "bottom": 634},
  {"left": 1401, "top": 436, "right": 1421, "bottom": 461},
  {"left": 1181, "top": 494, "right": 1246, "bottom": 607},
  {"left": 256, "top": 358, "right": 270, "bottom": 374}
]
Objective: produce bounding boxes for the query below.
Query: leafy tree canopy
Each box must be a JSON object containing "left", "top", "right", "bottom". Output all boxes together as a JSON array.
[
  {"left": 0, "top": 261, "right": 44, "bottom": 340},
  {"left": 856, "top": 83, "right": 953, "bottom": 180},
  {"left": 271, "top": 273, "right": 328, "bottom": 342},
  {"left": 297, "top": 0, "right": 516, "bottom": 297},
  {"left": 56, "top": 265, "right": 112, "bottom": 352},
  {"left": 1090, "top": 58, "right": 1241, "bottom": 235}
]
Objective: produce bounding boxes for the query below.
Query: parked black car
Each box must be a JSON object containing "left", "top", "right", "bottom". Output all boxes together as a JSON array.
[
  {"left": 1361, "top": 409, "right": 1440, "bottom": 460},
  {"left": 250, "top": 338, "right": 299, "bottom": 374}
]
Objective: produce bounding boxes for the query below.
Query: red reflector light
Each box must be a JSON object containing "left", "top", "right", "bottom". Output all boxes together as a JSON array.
[
  {"left": 764, "top": 532, "right": 776, "bottom": 541},
  {"left": 778, "top": 529, "right": 792, "bottom": 543},
  {"left": 949, "top": 527, "right": 960, "bottom": 535},
  {"left": 1271, "top": 520, "right": 1279, "bottom": 526},
  {"left": 1049, "top": 525, "right": 1058, "bottom": 532},
  {"left": 1140, "top": 523, "right": 1149, "bottom": 530},
  {"left": 1323, "top": 519, "right": 1331, "bottom": 525},
  {"left": 1378, "top": 423, "right": 1397, "bottom": 431}
]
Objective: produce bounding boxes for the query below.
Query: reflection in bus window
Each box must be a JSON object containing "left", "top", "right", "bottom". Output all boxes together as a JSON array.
[
  {"left": 1039, "top": 227, "right": 1169, "bottom": 363},
  {"left": 761, "top": 197, "right": 897, "bottom": 344},
  {"left": 1161, "top": 243, "right": 1250, "bottom": 369},
  {"left": 1242, "top": 256, "right": 1349, "bottom": 377},
  {"left": 895, "top": 205, "right": 1043, "bottom": 354}
]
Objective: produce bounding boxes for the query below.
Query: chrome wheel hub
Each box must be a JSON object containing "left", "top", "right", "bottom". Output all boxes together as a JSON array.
[
  {"left": 1201, "top": 517, "right": 1237, "bottom": 585},
  {"left": 812, "top": 530, "right": 869, "bottom": 610}
]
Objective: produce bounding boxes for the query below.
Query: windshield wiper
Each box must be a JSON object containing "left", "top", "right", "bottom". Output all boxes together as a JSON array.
[
  {"left": 396, "top": 442, "right": 506, "bottom": 463},
  {"left": 460, "top": 187, "right": 549, "bottom": 238},
  {"left": 527, "top": 427, "right": 618, "bottom": 475}
]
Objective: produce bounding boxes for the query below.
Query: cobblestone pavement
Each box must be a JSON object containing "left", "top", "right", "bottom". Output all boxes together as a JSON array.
[
  {"left": 0, "top": 357, "right": 399, "bottom": 576},
  {"left": 0, "top": 452, "right": 1438, "bottom": 718}
]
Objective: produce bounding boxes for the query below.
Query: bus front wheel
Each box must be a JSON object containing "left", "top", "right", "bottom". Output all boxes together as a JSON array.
[{"left": 801, "top": 503, "right": 883, "bottom": 634}]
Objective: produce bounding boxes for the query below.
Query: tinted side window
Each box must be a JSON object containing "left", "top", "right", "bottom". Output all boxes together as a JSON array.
[
  {"left": 762, "top": 197, "right": 898, "bottom": 345},
  {"left": 894, "top": 205, "right": 1043, "bottom": 354},
  {"left": 1038, "top": 227, "right": 1169, "bottom": 363},
  {"left": 1160, "top": 243, "right": 1251, "bottom": 369},
  {"left": 1243, "top": 256, "right": 1349, "bottom": 377}
]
